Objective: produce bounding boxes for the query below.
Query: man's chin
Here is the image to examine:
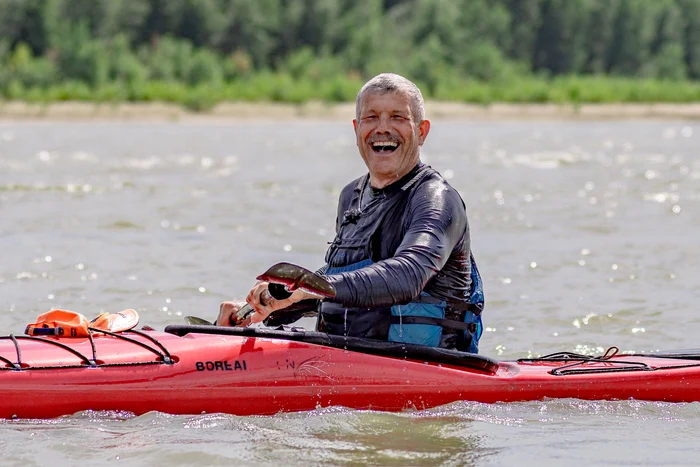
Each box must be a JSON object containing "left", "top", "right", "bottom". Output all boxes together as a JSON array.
[
  {"left": 367, "top": 158, "right": 398, "bottom": 173},
  {"left": 367, "top": 161, "right": 407, "bottom": 183}
]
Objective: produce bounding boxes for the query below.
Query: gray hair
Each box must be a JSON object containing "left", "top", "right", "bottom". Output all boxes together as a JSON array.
[{"left": 355, "top": 73, "right": 425, "bottom": 123}]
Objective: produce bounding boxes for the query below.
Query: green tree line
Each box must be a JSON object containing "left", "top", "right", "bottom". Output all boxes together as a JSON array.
[{"left": 1, "top": 0, "right": 700, "bottom": 109}]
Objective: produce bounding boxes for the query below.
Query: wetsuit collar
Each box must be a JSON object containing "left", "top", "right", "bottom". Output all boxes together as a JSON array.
[{"left": 356, "top": 162, "right": 426, "bottom": 195}]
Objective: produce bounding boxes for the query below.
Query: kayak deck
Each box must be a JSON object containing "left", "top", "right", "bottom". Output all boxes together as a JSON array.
[{"left": 0, "top": 325, "right": 699, "bottom": 419}]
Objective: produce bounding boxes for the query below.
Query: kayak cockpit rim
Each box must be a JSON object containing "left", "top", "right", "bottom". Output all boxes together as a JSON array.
[{"left": 164, "top": 324, "right": 500, "bottom": 374}]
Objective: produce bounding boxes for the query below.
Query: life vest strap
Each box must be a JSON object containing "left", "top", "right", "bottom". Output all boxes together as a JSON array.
[
  {"left": 410, "top": 293, "right": 481, "bottom": 315},
  {"left": 389, "top": 315, "right": 477, "bottom": 333}
]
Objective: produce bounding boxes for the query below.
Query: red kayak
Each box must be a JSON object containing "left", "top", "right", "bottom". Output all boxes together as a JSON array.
[{"left": 2, "top": 324, "right": 700, "bottom": 419}]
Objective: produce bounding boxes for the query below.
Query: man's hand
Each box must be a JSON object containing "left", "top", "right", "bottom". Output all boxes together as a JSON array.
[
  {"left": 216, "top": 300, "right": 247, "bottom": 327},
  {"left": 246, "top": 281, "right": 323, "bottom": 324}
]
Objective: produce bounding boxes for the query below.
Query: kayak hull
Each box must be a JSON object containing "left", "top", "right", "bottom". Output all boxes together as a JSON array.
[{"left": 2, "top": 326, "right": 700, "bottom": 419}]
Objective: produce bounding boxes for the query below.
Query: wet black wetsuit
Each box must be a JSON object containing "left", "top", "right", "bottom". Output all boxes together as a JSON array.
[{"left": 315, "top": 162, "right": 482, "bottom": 351}]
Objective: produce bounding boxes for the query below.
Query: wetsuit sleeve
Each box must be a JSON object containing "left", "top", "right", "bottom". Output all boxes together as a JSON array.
[{"left": 326, "top": 179, "right": 468, "bottom": 307}]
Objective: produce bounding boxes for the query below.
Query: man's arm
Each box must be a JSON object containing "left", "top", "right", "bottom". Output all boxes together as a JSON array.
[{"left": 326, "top": 180, "right": 467, "bottom": 308}]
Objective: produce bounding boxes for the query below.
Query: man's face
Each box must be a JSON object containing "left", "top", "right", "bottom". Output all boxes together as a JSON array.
[{"left": 353, "top": 91, "right": 430, "bottom": 188}]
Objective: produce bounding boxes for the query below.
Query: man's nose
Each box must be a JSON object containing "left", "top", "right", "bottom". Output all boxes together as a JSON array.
[{"left": 375, "top": 115, "right": 391, "bottom": 133}]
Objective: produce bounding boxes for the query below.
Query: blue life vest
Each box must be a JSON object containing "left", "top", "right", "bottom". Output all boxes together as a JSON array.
[{"left": 325, "top": 255, "right": 483, "bottom": 353}]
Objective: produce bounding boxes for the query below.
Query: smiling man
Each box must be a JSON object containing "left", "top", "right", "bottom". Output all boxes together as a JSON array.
[{"left": 219, "top": 73, "right": 485, "bottom": 353}]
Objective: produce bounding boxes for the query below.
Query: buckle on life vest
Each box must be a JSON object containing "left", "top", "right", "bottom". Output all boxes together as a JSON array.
[{"left": 25, "top": 308, "right": 140, "bottom": 337}]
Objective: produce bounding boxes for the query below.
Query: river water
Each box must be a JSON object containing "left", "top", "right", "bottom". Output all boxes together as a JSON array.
[{"left": 0, "top": 118, "right": 699, "bottom": 466}]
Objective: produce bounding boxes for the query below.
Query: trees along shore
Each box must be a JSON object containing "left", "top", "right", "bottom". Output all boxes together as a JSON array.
[{"left": 1, "top": 0, "right": 700, "bottom": 112}]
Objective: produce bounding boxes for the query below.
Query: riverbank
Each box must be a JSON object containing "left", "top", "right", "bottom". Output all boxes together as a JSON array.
[{"left": 2, "top": 100, "right": 700, "bottom": 121}]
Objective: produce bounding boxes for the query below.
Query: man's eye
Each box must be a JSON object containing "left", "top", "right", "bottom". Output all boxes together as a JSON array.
[{"left": 363, "top": 115, "right": 377, "bottom": 120}]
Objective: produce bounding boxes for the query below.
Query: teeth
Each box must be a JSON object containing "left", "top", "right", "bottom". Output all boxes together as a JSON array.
[{"left": 372, "top": 142, "right": 398, "bottom": 148}]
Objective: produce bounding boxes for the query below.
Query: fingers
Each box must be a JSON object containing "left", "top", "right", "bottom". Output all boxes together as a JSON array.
[
  {"left": 260, "top": 289, "right": 273, "bottom": 306},
  {"left": 217, "top": 301, "right": 244, "bottom": 327},
  {"left": 246, "top": 282, "right": 275, "bottom": 323},
  {"left": 246, "top": 282, "right": 291, "bottom": 323},
  {"left": 249, "top": 309, "right": 268, "bottom": 324},
  {"left": 244, "top": 282, "right": 310, "bottom": 324},
  {"left": 246, "top": 282, "right": 267, "bottom": 309}
]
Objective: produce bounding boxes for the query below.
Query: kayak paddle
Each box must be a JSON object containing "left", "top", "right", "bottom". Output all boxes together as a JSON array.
[
  {"left": 231, "top": 262, "right": 335, "bottom": 325},
  {"left": 184, "top": 262, "right": 335, "bottom": 326},
  {"left": 256, "top": 262, "right": 336, "bottom": 298},
  {"left": 184, "top": 316, "right": 213, "bottom": 326}
]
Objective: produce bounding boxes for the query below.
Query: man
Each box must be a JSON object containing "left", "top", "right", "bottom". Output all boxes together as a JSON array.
[{"left": 218, "top": 73, "right": 484, "bottom": 353}]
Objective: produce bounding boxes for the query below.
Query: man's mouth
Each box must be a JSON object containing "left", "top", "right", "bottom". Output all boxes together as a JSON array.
[{"left": 370, "top": 141, "right": 399, "bottom": 154}]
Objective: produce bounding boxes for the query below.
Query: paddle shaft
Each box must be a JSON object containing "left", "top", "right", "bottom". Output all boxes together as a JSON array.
[{"left": 228, "top": 283, "right": 292, "bottom": 326}]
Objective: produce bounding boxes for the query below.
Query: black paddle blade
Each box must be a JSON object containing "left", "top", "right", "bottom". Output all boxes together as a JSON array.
[
  {"left": 256, "top": 262, "right": 336, "bottom": 298},
  {"left": 184, "top": 316, "right": 213, "bottom": 326}
]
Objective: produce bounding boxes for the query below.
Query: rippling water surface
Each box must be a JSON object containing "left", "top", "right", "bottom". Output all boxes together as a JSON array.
[{"left": 1, "top": 119, "right": 699, "bottom": 466}]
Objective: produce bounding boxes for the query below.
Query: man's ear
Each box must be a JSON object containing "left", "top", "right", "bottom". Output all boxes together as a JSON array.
[
  {"left": 353, "top": 119, "right": 359, "bottom": 145},
  {"left": 418, "top": 119, "right": 431, "bottom": 145}
]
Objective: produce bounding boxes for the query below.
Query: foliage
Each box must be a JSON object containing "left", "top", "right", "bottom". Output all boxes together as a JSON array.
[{"left": 0, "top": 0, "right": 699, "bottom": 108}]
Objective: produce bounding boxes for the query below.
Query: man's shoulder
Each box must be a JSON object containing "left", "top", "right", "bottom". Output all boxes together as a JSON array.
[
  {"left": 343, "top": 175, "right": 364, "bottom": 191},
  {"left": 340, "top": 175, "right": 364, "bottom": 196},
  {"left": 414, "top": 168, "right": 463, "bottom": 199}
]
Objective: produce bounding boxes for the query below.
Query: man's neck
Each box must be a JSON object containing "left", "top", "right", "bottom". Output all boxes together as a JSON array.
[
  {"left": 368, "top": 161, "right": 422, "bottom": 190},
  {"left": 369, "top": 160, "right": 422, "bottom": 189}
]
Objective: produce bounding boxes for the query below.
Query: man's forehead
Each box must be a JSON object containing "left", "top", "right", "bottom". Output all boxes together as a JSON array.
[{"left": 359, "top": 91, "right": 412, "bottom": 112}]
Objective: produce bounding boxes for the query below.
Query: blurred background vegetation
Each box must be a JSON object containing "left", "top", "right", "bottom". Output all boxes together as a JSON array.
[{"left": 1, "top": 0, "right": 700, "bottom": 111}]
